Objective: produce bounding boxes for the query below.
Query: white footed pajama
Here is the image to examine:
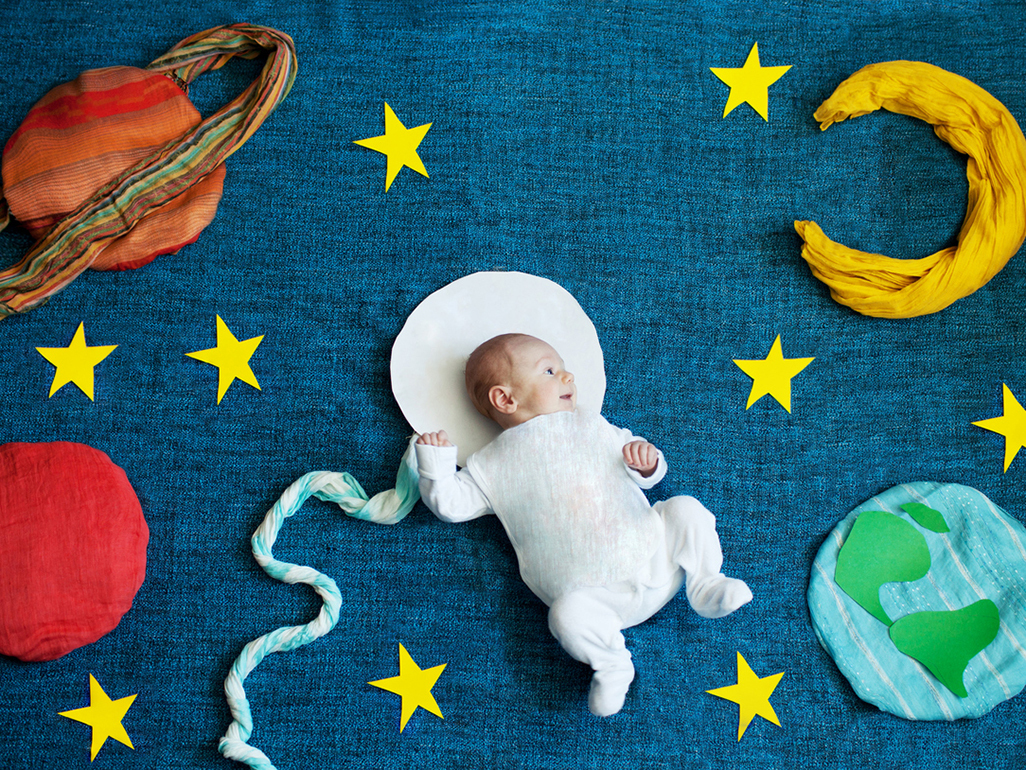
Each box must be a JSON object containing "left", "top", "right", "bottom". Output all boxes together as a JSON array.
[{"left": 415, "top": 410, "right": 751, "bottom": 716}]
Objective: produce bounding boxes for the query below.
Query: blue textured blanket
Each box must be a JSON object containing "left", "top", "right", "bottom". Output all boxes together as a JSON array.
[{"left": 1, "top": 1, "right": 1024, "bottom": 768}]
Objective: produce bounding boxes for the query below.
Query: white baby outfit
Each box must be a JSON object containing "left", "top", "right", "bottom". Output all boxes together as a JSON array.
[{"left": 415, "top": 409, "right": 751, "bottom": 716}]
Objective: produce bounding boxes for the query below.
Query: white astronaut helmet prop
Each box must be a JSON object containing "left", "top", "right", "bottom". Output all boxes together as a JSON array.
[{"left": 391, "top": 271, "right": 606, "bottom": 466}]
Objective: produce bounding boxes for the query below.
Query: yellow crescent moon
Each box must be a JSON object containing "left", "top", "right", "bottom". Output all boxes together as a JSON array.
[{"left": 795, "top": 61, "right": 1026, "bottom": 318}]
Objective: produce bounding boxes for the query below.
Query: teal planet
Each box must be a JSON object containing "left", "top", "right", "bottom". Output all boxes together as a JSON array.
[{"left": 808, "top": 482, "right": 1026, "bottom": 720}]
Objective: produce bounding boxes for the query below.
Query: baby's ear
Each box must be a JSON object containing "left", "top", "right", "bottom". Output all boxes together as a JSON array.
[{"left": 489, "top": 385, "right": 517, "bottom": 415}]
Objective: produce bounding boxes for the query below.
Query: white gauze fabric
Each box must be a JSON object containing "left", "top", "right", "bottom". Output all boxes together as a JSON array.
[{"left": 465, "top": 410, "right": 660, "bottom": 605}]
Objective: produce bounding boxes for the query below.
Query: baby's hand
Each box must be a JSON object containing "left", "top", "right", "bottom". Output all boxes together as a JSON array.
[
  {"left": 417, "top": 430, "right": 453, "bottom": 448},
  {"left": 623, "top": 440, "right": 659, "bottom": 477}
]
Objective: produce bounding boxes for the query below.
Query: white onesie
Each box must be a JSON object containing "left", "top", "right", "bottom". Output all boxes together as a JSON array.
[
  {"left": 423, "top": 409, "right": 665, "bottom": 604},
  {"left": 415, "top": 408, "right": 750, "bottom": 717}
]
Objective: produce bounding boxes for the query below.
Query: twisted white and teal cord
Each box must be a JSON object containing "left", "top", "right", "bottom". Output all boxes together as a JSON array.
[{"left": 219, "top": 438, "right": 421, "bottom": 769}]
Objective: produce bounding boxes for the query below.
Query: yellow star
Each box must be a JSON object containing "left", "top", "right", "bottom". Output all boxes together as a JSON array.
[
  {"left": 368, "top": 643, "right": 446, "bottom": 732},
  {"left": 706, "top": 652, "right": 784, "bottom": 741},
  {"left": 59, "top": 674, "right": 137, "bottom": 761},
  {"left": 710, "top": 42, "right": 792, "bottom": 121},
  {"left": 36, "top": 322, "right": 117, "bottom": 400},
  {"left": 185, "top": 315, "right": 264, "bottom": 404},
  {"left": 353, "top": 103, "right": 432, "bottom": 191},
  {"left": 733, "top": 334, "right": 814, "bottom": 413},
  {"left": 973, "top": 384, "right": 1026, "bottom": 472}
]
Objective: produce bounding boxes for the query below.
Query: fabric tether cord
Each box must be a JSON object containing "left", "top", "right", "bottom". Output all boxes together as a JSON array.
[
  {"left": 0, "top": 23, "right": 297, "bottom": 318},
  {"left": 219, "top": 439, "right": 421, "bottom": 770}
]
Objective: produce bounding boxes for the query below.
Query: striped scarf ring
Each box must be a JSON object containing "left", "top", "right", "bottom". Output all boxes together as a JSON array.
[{"left": 0, "top": 23, "right": 297, "bottom": 318}]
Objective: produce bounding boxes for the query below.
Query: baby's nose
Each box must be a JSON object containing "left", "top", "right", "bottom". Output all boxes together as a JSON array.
[{"left": 563, "top": 371, "right": 574, "bottom": 383}]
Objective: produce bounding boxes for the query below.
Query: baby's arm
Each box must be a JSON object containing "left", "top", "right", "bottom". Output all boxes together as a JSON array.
[{"left": 415, "top": 432, "right": 493, "bottom": 523}]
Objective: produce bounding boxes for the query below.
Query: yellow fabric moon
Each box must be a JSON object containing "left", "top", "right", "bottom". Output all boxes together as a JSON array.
[{"left": 795, "top": 61, "right": 1026, "bottom": 318}]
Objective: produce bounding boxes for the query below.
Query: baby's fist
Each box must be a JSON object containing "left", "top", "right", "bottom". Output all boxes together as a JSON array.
[
  {"left": 623, "top": 440, "right": 659, "bottom": 477},
  {"left": 417, "top": 430, "right": 453, "bottom": 447}
]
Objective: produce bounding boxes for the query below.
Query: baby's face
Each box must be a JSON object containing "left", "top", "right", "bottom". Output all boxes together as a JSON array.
[{"left": 507, "top": 338, "right": 577, "bottom": 422}]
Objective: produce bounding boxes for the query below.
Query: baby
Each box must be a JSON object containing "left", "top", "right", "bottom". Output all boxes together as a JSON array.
[{"left": 415, "top": 333, "right": 751, "bottom": 716}]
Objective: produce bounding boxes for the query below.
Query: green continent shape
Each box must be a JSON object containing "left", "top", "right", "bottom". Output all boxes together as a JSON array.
[
  {"left": 889, "top": 600, "right": 1001, "bottom": 698},
  {"left": 834, "top": 510, "right": 931, "bottom": 625},
  {"left": 900, "top": 502, "right": 951, "bottom": 533}
]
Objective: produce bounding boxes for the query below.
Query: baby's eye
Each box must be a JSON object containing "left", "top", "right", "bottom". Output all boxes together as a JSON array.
[{"left": 545, "top": 368, "right": 554, "bottom": 375}]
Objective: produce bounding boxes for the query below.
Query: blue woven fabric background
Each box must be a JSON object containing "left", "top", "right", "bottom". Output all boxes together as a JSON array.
[{"left": 1, "top": 1, "right": 1024, "bottom": 767}]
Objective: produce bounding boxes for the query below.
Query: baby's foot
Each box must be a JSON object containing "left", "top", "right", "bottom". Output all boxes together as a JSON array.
[
  {"left": 687, "top": 574, "right": 753, "bottom": 619},
  {"left": 588, "top": 663, "right": 635, "bottom": 717}
]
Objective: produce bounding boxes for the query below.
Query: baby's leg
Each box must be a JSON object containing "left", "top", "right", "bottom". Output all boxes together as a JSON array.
[
  {"left": 548, "top": 589, "right": 634, "bottom": 717},
  {"left": 654, "top": 496, "right": 753, "bottom": 619}
]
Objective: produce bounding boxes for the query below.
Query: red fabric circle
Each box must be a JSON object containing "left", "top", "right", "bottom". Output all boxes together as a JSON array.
[{"left": 0, "top": 442, "right": 148, "bottom": 662}]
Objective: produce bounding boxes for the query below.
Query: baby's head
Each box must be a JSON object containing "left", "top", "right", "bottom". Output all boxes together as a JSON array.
[{"left": 465, "top": 333, "right": 577, "bottom": 429}]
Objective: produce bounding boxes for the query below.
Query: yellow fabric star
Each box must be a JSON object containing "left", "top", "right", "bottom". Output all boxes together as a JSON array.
[
  {"left": 733, "top": 334, "right": 814, "bottom": 413},
  {"left": 36, "top": 322, "right": 117, "bottom": 400},
  {"left": 368, "top": 643, "right": 446, "bottom": 732},
  {"left": 973, "top": 384, "right": 1026, "bottom": 472},
  {"left": 59, "top": 674, "right": 137, "bottom": 761},
  {"left": 353, "top": 103, "right": 432, "bottom": 191},
  {"left": 185, "top": 315, "right": 264, "bottom": 404},
  {"left": 706, "top": 652, "right": 784, "bottom": 741},
  {"left": 710, "top": 42, "right": 792, "bottom": 121}
]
